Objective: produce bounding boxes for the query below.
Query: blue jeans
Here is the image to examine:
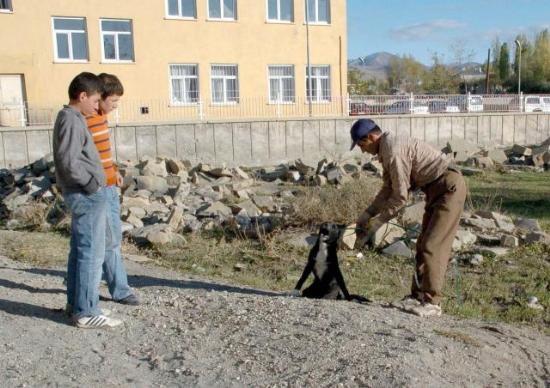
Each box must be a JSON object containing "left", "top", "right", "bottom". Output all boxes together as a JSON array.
[
  {"left": 103, "top": 185, "right": 132, "bottom": 301},
  {"left": 64, "top": 188, "right": 107, "bottom": 318}
]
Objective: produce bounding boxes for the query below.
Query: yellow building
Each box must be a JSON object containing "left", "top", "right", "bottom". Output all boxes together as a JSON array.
[{"left": 0, "top": 0, "right": 347, "bottom": 126}]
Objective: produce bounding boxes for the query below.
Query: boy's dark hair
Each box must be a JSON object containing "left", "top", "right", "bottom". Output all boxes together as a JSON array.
[
  {"left": 68, "top": 72, "right": 103, "bottom": 100},
  {"left": 98, "top": 73, "right": 124, "bottom": 99}
]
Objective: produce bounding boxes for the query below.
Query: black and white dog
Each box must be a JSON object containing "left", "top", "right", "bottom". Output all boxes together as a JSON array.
[{"left": 291, "top": 223, "right": 369, "bottom": 303}]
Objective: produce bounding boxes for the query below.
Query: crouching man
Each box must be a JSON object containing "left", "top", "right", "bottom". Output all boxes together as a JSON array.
[{"left": 351, "top": 119, "right": 466, "bottom": 317}]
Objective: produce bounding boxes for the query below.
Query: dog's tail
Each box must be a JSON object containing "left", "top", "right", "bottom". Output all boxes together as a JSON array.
[{"left": 348, "top": 294, "right": 371, "bottom": 304}]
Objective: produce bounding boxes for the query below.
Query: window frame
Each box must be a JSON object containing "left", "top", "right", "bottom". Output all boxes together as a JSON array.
[
  {"left": 267, "top": 65, "right": 295, "bottom": 104},
  {"left": 207, "top": 0, "right": 237, "bottom": 21},
  {"left": 51, "top": 16, "right": 89, "bottom": 63},
  {"left": 165, "top": 0, "right": 197, "bottom": 20},
  {"left": 210, "top": 64, "right": 239, "bottom": 105},
  {"left": 305, "top": 0, "right": 330, "bottom": 25},
  {"left": 266, "top": 0, "right": 294, "bottom": 24},
  {"left": 169, "top": 64, "right": 200, "bottom": 106},
  {"left": 99, "top": 18, "right": 135, "bottom": 63},
  {"left": 0, "top": 0, "right": 12, "bottom": 12},
  {"left": 306, "top": 65, "right": 331, "bottom": 103}
]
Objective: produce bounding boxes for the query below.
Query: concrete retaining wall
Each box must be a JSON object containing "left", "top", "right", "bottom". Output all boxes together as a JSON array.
[{"left": 1, "top": 113, "right": 549, "bottom": 168}]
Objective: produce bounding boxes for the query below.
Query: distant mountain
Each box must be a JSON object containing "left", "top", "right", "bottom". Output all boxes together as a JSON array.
[
  {"left": 349, "top": 52, "right": 485, "bottom": 81},
  {"left": 348, "top": 52, "right": 400, "bottom": 80}
]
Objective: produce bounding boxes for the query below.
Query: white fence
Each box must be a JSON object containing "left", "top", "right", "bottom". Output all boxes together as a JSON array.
[{"left": 1, "top": 93, "right": 549, "bottom": 128}]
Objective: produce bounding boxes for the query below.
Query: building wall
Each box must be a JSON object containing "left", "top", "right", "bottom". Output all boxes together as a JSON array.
[
  {"left": 1, "top": 113, "right": 548, "bottom": 168},
  {"left": 0, "top": 0, "right": 347, "bottom": 122}
]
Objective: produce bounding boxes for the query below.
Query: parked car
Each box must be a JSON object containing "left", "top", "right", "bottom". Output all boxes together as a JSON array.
[
  {"left": 466, "top": 95, "right": 484, "bottom": 112},
  {"left": 349, "top": 101, "right": 370, "bottom": 116},
  {"left": 524, "top": 95, "right": 544, "bottom": 112},
  {"left": 428, "top": 99, "right": 460, "bottom": 114},
  {"left": 384, "top": 100, "right": 429, "bottom": 115}
]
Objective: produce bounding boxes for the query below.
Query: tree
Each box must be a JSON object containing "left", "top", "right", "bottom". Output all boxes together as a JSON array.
[
  {"left": 498, "top": 43, "right": 510, "bottom": 81},
  {"left": 422, "top": 52, "right": 460, "bottom": 94}
]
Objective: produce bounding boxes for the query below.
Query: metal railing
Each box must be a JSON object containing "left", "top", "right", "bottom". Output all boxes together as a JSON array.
[
  {"left": 1, "top": 93, "right": 549, "bottom": 128},
  {"left": 349, "top": 92, "right": 550, "bottom": 116}
]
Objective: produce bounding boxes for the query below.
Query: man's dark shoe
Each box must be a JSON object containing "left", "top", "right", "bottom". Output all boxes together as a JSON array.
[{"left": 115, "top": 293, "right": 140, "bottom": 305}]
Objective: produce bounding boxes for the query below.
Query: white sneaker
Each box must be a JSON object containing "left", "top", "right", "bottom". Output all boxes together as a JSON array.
[
  {"left": 411, "top": 303, "right": 442, "bottom": 318},
  {"left": 74, "top": 314, "right": 123, "bottom": 329}
]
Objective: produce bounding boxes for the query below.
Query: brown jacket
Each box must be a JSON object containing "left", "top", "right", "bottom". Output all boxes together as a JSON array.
[{"left": 367, "top": 131, "right": 450, "bottom": 222}]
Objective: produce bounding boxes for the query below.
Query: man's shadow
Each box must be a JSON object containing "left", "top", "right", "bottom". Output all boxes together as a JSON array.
[
  {"left": 0, "top": 298, "right": 69, "bottom": 325},
  {"left": 1, "top": 267, "right": 282, "bottom": 298}
]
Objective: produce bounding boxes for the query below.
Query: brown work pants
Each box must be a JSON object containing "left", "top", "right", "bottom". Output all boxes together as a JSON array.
[{"left": 412, "top": 169, "right": 467, "bottom": 305}]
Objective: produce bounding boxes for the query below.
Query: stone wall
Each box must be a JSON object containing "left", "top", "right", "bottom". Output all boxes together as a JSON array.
[{"left": 1, "top": 113, "right": 549, "bottom": 168}]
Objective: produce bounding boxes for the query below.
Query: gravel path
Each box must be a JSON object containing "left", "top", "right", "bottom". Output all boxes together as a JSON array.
[{"left": 0, "top": 255, "right": 548, "bottom": 387}]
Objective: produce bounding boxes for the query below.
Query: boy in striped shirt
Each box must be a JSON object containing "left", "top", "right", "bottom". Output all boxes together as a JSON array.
[{"left": 87, "top": 73, "right": 139, "bottom": 306}]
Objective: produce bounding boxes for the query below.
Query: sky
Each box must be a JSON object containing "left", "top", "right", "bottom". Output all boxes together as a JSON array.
[{"left": 347, "top": 0, "right": 550, "bottom": 64}]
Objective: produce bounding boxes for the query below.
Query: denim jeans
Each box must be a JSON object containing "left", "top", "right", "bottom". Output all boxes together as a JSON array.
[
  {"left": 103, "top": 185, "right": 132, "bottom": 301},
  {"left": 64, "top": 188, "right": 107, "bottom": 318}
]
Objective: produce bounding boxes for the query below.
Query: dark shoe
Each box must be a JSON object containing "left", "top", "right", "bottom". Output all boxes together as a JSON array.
[{"left": 115, "top": 293, "right": 140, "bottom": 305}]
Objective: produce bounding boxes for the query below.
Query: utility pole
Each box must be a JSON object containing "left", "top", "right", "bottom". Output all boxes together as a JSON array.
[
  {"left": 485, "top": 48, "right": 490, "bottom": 93},
  {"left": 305, "top": 1, "right": 313, "bottom": 117},
  {"left": 515, "top": 39, "right": 522, "bottom": 111}
]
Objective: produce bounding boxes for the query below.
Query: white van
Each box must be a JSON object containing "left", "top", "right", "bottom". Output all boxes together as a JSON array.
[
  {"left": 542, "top": 96, "right": 550, "bottom": 113},
  {"left": 524, "top": 96, "right": 543, "bottom": 112}
]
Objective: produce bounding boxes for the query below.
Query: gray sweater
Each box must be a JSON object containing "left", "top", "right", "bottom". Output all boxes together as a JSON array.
[{"left": 52, "top": 105, "right": 105, "bottom": 194}]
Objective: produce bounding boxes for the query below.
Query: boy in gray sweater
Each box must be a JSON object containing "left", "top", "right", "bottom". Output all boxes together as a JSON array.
[{"left": 53, "top": 72, "right": 122, "bottom": 328}]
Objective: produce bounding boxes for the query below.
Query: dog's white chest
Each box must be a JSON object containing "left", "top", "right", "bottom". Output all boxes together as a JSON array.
[{"left": 314, "top": 242, "right": 328, "bottom": 275}]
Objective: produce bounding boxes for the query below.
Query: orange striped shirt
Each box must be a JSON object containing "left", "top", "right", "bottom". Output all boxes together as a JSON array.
[{"left": 86, "top": 112, "right": 117, "bottom": 186}]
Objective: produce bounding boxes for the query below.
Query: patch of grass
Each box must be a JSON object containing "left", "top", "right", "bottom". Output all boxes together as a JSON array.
[
  {"left": 466, "top": 171, "right": 550, "bottom": 230},
  {"left": 290, "top": 176, "right": 381, "bottom": 226}
]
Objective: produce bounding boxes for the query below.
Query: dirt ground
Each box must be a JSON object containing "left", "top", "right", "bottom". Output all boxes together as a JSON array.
[{"left": 0, "top": 254, "right": 548, "bottom": 387}]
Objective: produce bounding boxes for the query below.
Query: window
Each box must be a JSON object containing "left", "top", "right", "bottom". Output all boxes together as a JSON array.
[
  {"left": 166, "top": 0, "right": 196, "bottom": 18},
  {"left": 100, "top": 19, "right": 134, "bottom": 62},
  {"left": 0, "top": 0, "right": 12, "bottom": 11},
  {"left": 208, "top": 0, "right": 237, "bottom": 20},
  {"left": 211, "top": 65, "right": 239, "bottom": 104},
  {"left": 306, "top": 66, "right": 331, "bottom": 102},
  {"left": 52, "top": 17, "right": 88, "bottom": 62},
  {"left": 305, "top": 0, "right": 330, "bottom": 24},
  {"left": 268, "top": 65, "right": 295, "bottom": 103},
  {"left": 170, "top": 64, "right": 199, "bottom": 104},
  {"left": 267, "top": 0, "right": 293, "bottom": 22}
]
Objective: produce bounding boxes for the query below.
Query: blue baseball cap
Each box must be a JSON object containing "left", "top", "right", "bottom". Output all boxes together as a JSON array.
[{"left": 350, "top": 118, "right": 378, "bottom": 150}]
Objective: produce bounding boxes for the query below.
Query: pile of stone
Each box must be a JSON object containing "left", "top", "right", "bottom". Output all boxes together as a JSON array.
[
  {"left": 0, "top": 154, "right": 370, "bottom": 246},
  {"left": 443, "top": 137, "right": 550, "bottom": 174},
  {"left": 373, "top": 203, "right": 549, "bottom": 265},
  {"left": 1, "top": 152, "right": 548, "bottom": 254}
]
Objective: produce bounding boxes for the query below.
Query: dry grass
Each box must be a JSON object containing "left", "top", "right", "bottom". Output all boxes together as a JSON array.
[{"left": 290, "top": 175, "right": 381, "bottom": 226}]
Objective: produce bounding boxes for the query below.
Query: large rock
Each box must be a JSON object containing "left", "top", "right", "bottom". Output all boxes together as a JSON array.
[
  {"left": 252, "top": 196, "right": 277, "bottom": 213},
  {"left": 487, "top": 149, "right": 508, "bottom": 164},
  {"left": 465, "top": 156, "right": 494, "bottom": 169},
  {"left": 326, "top": 166, "right": 346, "bottom": 184},
  {"left": 463, "top": 217, "right": 497, "bottom": 231},
  {"left": 340, "top": 224, "right": 357, "bottom": 250},
  {"left": 209, "top": 167, "right": 233, "bottom": 178},
  {"left": 401, "top": 201, "right": 425, "bottom": 227},
  {"left": 382, "top": 241, "right": 414, "bottom": 258},
  {"left": 197, "top": 201, "right": 232, "bottom": 219},
  {"left": 511, "top": 144, "right": 532, "bottom": 157},
  {"left": 135, "top": 176, "right": 169, "bottom": 194},
  {"left": 452, "top": 229, "right": 477, "bottom": 251},
  {"left": 295, "top": 159, "right": 315, "bottom": 175},
  {"left": 165, "top": 159, "right": 187, "bottom": 175},
  {"left": 140, "top": 159, "right": 168, "bottom": 177},
  {"left": 233, "top": 200, "right": 262, "bottom": 217},
  {"left": 167, "top": 206, "right": 184, "bottom": 230},
  {"left": 500, "top": 235, "right": 519, "bottom": 248},
  {"left": 514, "top": 218, "right": 541, "bottom": 233},
  {"left": 524, "top": 231, "right": 550, "bottom": 245},
  {"left": 372, "top": 221, "right": 405, "bottom": 248}
]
